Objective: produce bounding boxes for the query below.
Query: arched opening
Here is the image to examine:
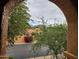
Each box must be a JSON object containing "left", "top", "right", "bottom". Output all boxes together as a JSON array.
[
  {"left": 0, "top": 0, "right": 77, "bottom": 59},
  {"left": 7, "top": 0, "right": 68, "bottom": 59}
]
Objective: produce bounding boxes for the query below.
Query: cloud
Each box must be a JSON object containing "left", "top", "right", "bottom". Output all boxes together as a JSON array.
[{"left": 27, "top": 0, "right": 67, "bottom": 26}]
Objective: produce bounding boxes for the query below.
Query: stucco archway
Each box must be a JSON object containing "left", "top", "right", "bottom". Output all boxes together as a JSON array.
[
  {"left": 50, "top": 0, "right": 78, "bottom": 58},
  {"left": 0, "top": 0, "right": 77, "bottom": 59}
]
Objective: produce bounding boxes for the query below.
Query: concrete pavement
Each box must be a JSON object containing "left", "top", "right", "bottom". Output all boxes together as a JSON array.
[{"left": 7, "top": 43, "right": 49, "bottom": 59}]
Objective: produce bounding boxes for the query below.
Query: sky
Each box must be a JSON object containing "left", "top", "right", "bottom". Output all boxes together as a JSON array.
[{"left": 26, "top": 0, "right": 67, "bottom": 26}]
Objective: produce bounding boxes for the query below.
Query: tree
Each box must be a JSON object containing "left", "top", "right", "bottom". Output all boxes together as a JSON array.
[
  {"left": 8, "top": 1, "right": 30, "bottom": 45},
  {"left": 32, "top": 17, "right": 67, "bottom": 59}
]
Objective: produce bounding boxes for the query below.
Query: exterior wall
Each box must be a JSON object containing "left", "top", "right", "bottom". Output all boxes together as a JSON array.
[
  {"left": 0, "top": 0, "right": 24, "bottom": 57},
  {"left": 14, "top": 36, "right": 25, "bottom": 43},
  {"left": 14, "top": 28, "right": 41, "bottom": 43},
  {"left": 50, "top": 0, "right": 77, "bottom": 57}
]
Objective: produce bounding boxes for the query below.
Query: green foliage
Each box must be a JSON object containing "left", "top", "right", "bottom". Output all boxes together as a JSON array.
[
  {"left": 33, "top": 18, "right": 67, "bottom": 58},
  {"left": 9, "top": 57, "right": 14, "bottom": 59},
  {"left": 8, "top": 1, "right": 30, "bottom": 45}
]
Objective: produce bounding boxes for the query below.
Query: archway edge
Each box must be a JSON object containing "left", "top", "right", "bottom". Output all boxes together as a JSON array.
[
  {"left": 1, "top": 0, "right": 24, "bottom": 56},
  {"left": 49, "top": 0, "right": 77, "bottom": 56}
]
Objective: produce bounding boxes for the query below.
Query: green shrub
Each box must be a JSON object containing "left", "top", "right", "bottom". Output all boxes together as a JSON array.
[{"left": 9, "top": 57, "right": 14, "bottom": 59}]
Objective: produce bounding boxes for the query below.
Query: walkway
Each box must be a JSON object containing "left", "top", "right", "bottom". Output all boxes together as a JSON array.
[{"left": 7, "top": 43, "right": 49, "bottom": 59}]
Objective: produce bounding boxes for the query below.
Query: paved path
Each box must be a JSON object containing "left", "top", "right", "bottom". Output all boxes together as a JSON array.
[{"left": 7, "top": 43, "right": 49, "bottom": 59}]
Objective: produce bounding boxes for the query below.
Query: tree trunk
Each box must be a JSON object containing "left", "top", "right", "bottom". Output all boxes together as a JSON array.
[{"left": 56, "top": 55, "right": 58, "bottom": 59}]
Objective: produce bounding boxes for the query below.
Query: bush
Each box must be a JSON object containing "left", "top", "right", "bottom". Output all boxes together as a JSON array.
[
  {"left": 9, "top": 57, "right": 14, "bottom": 59},
  {"left": 33, "top": 24, "right": 67, "bottom": 59}
]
